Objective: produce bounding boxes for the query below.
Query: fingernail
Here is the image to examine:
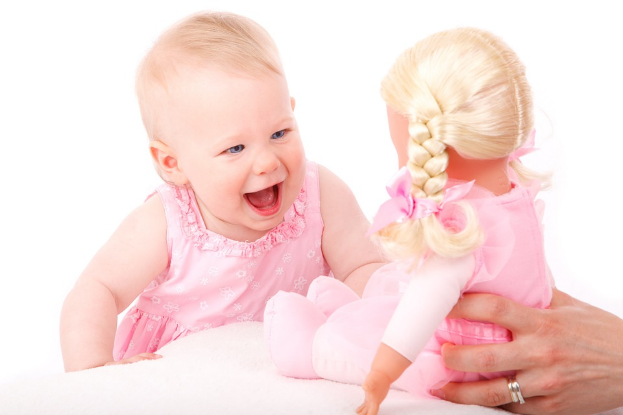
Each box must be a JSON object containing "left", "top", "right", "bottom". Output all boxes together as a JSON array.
[{"left": 430, "top": 389, "right": 445, "bottom": 399}]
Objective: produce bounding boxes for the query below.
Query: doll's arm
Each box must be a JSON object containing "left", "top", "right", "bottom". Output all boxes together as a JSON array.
[
  {"left": 318, "top": 165, "right": 387, "bottom": 296},
  {"left": 357, "top": 254, "right": 475, "bottom": 415},
  {"left": 60, "top": 195, "right": 169, "bottom": 371}
]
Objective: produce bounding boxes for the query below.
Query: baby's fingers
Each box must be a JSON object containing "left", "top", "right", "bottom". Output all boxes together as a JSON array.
[{"left": 104, "top": 353, "right": 162, "bottom": 366}]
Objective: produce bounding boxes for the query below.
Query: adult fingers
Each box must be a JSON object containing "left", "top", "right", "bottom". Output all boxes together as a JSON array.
[
  {"left": 502, "top": 397, "right": 552, "bottom": 415},
  {"left": 437, "top": 373, "right": 538, "bottom": 410},
  {"left": 446, "top": 293, "right": 540, "bottom": 333},
  {"left": 436, "top": 377, "right": 514, "bottom": 407},
  {"left": 441, "top": 342, "right": 533, "bottom": 373}
]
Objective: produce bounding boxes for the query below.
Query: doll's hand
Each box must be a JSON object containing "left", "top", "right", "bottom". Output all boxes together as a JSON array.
[
  {"left": 356, "top": 370, "right": 391, "bottom": 415},
  {"left": 104, "top": 353, "right": 162, "bottom": 367},
  {"left": 434, "top": 289, "right": 623, "bottom": 414}
]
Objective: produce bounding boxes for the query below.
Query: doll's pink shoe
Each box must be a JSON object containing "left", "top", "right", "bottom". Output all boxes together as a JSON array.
[
  {"left": 306, "top": 276, "right": 360, "bottom": 317},
  {"left": 264, "top": 291, "right": 326, "bottom": 379}
]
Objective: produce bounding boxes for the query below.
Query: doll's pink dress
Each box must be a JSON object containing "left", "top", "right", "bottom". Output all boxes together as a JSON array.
[
  {"left": 114, "top": 161, "right": 329, "bottom": 360},
  {"left": 264, "top": 180, "right": 554, "bottom": 395}
]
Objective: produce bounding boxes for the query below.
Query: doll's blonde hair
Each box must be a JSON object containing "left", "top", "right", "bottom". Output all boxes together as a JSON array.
[
  {"left": 136, "top": 11, "right": 283, "bottom": 143},
  {"left": 378, "top": 27, "right": 549, "bottom": 262}
]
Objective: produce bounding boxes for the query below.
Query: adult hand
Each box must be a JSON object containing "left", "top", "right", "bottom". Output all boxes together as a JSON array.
[{"left": 434, "top": 288, "right": 623, "bottom": 414}]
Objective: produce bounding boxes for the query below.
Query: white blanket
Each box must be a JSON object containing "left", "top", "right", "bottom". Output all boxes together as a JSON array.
[
  {"left": 2, "top": 322, "right": 621, "bottom": 415},
  {"left": 0, "top": 322, "right": 501, "bottom": 415}
]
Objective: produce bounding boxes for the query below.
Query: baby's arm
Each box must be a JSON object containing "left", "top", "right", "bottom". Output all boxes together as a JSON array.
[
  {"left": 60, "top": 195, "right": 169, "bottom": 371},
  {"left": 318, "top": 165, "right": 386, "bottom": 296},
  {"left": 357, "top": 254, "right": 475, "bottom": 415}
]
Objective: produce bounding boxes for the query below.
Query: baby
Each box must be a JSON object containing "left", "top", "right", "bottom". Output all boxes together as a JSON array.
[{"left": 60, "top": 11, "right": 384, "bottom": 372}]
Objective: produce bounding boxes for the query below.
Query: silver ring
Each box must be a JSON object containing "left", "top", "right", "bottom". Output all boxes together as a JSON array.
[{"left": 507, "top": 376, "right": 526, "bottom": 404}]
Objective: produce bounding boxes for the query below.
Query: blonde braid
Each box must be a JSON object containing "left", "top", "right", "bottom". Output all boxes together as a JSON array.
[
  {"left": 376, "top": 111, "right": 484, "bottom": 263},
  {"left": 406, "top": 119, "right": 448, "bottom": 203}
]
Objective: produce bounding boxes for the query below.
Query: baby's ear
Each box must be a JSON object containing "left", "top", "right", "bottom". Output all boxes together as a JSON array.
[
  {"left": 290, "top": 97, "right": 296, "bottom": 111},
  {"left": 149, "top": 140, "right": 189, "bottom": 185}
]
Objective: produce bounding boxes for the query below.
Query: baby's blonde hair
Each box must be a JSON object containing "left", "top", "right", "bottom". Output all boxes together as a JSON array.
[
  {"left": 136, "top": 11, "right": 283, "bottom": 142},
  {"left": 378, "top": 27, "right": 550, "bottom": 262}
]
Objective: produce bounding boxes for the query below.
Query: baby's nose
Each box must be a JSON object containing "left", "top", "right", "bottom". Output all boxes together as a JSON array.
[{"left": 253, "top": 149, "right": 280, "bottom": 175}]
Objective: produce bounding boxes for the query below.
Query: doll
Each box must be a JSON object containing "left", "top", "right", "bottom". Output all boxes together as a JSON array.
[{"left": 264, "top": 27, "right": 553, "bottom": 414}]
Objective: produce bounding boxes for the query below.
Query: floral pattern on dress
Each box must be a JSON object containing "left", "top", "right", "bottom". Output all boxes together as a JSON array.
[{"left": 113, "top": 161, "right": 330, "bottom": 360}]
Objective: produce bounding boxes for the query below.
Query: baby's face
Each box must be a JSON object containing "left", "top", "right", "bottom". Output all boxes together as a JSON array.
[{"left": 155, "top": 67, "right": 306, "bottom": 242}]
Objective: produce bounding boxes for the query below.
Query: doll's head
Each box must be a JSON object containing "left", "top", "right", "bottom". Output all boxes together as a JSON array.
[
  {"left": 376, "top": 28, "right": 543, "bottom": 261},
  {"left": 381, "top": 27, "right": 536, "bottom": 199}
]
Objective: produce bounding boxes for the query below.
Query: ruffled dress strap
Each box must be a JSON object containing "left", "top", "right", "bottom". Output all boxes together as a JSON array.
[
  {"left": 168, "top": 184, "right": 309, "bottom": 258},
  {"left": 115, "top": 161, "right": 327, "bottom": 360}
]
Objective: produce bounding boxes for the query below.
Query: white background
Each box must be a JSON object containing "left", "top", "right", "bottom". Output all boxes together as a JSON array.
[{"left": 1, "top": 0, "right": 621, "bottom": 384}]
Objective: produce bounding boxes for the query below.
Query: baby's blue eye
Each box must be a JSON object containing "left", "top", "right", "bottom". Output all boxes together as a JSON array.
[
  {"left": 271, "top": 130, "right": 286, "bottom": 139},
  {"left": 227, "top": 144, "right": 245, "bottom": 154}
]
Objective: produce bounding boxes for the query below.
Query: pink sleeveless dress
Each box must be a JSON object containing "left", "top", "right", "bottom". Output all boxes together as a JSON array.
[
  {"left": 315, "top": 180, "right": 553, "bottom": 394},
  {"left": 113, "top": 161, "right": 329, "bottom": 360}
]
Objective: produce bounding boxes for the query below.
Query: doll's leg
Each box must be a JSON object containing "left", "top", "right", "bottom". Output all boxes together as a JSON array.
[
  {"left": 312, "top": 325, "right": 440, "bottom": 395},
  {"left": 312, "top": 326, "right": 449, "bottom": 396},
  {"left": 311, "top": 324, "right": 369, "bottom": 386},
  {"left": 264, "top": 291, "right": 326, "bottom": 379},
  {"left": 306, "top": 275, "right": 360, "bottom": 317},
  {"left": 311, "top": 297, "right": 413, "bottom": 390}
]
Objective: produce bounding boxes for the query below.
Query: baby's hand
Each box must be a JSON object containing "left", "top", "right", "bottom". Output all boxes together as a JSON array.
[
  {"left": 356, "top": 370, "right": 391, "bottom": 415},
  {"left": 104, "top": 353, "right": 162, "bottom": 367}
]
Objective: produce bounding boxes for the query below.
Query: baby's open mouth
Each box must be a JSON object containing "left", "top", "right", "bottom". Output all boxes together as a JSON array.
[{"left": 245, "top": 184, "right": 280, "bottom": 210}]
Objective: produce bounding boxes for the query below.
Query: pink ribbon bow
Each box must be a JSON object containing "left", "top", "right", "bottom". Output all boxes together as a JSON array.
[
  {"left": 509, "top": 128, "right": 537, "bottom": 162},
  {"left": 367, "top": 167, "right": 474, "bottom": 236}
]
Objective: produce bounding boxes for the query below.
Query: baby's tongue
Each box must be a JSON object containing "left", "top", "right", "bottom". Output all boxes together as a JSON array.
[{"left": 246, "top": 186, "right": 276, "bottom": 209}]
